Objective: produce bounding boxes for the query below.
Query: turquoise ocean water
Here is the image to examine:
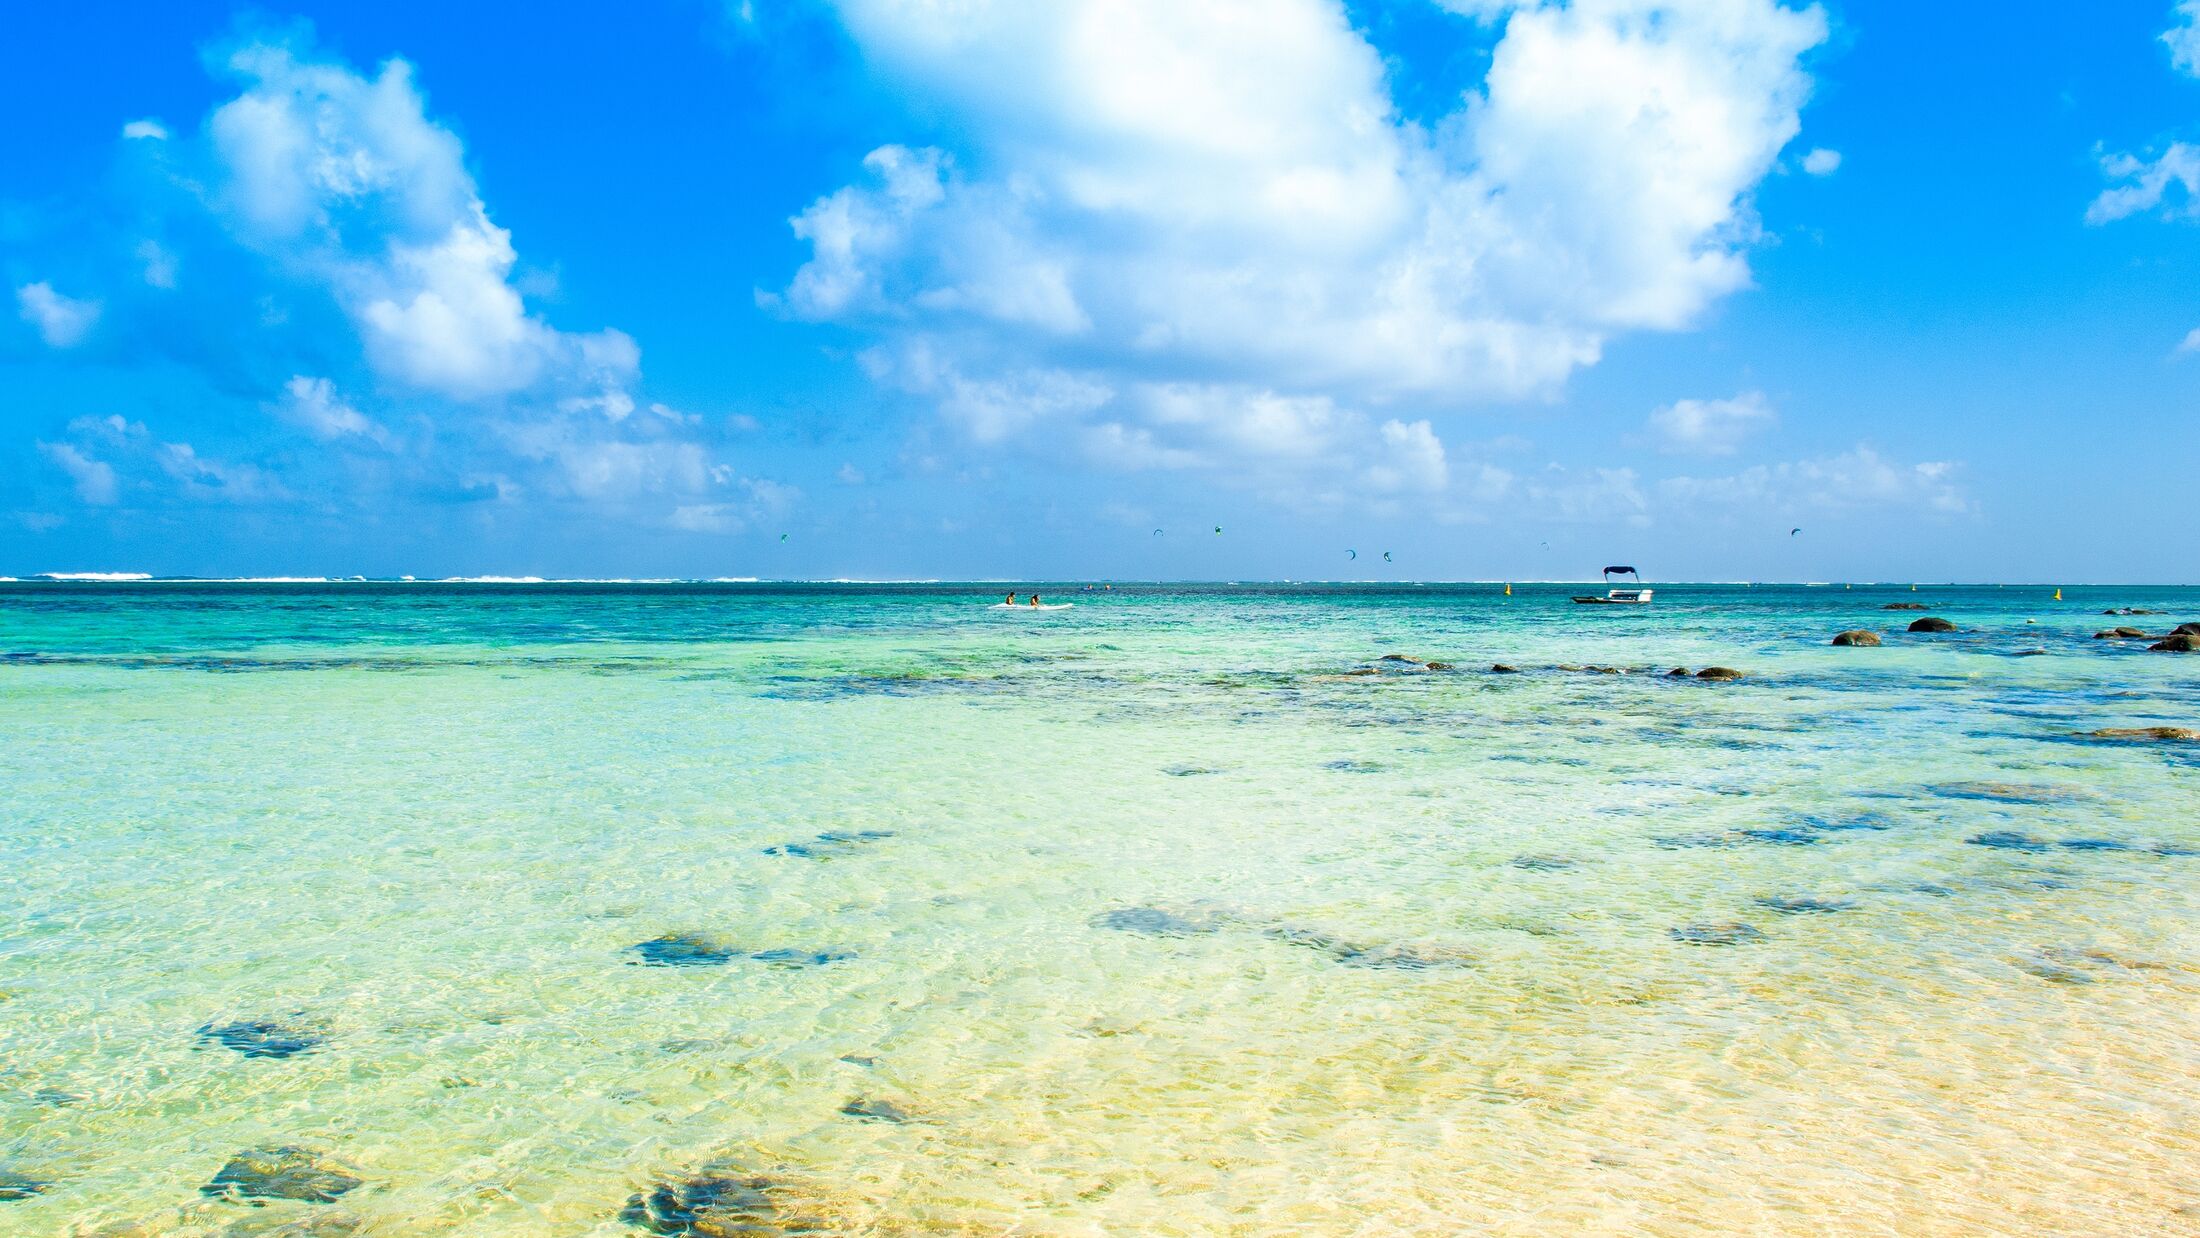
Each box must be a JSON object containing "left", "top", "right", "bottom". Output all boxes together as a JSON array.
[{"left": 2, "top": 582, "right": 2196, "bottom": 1235}]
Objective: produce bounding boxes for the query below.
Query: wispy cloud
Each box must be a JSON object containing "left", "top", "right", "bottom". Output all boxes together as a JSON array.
[
  {"left": 1647, "top": 391, "right": 1776, "bottom": 456},
  {"left": 16, "top": 282, "right": 102, "bottom": 347}
]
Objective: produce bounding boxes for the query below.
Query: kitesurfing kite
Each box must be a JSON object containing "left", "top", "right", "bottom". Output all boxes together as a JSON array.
[
  {"left": 1790, "top": 527, "right": 1801, "bottom": 537},
  {"left": 1213, "top": 526, "right": 1222, "bottom": 535},
  {"left": 1382, "top": 551, "right": 1393, "bottom": 563},
  {"left": 1347, "top": 549, "right": 1357, "bottom": 560}
]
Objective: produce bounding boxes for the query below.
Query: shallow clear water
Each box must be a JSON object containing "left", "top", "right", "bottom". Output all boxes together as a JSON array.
[{"left": 2, "top": 582, "right": 2196, "bottom": 1235}]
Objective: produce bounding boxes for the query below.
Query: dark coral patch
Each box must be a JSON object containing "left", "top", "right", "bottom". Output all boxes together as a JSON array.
[
  {"left": 630, "top": 935, "right": 740, "bottom": 967},
  {"left": 201, "top": 1146, "right": 362, "bottom": 1204},
  {"left": 0, "top": 1170, "right": 49, "bottom": 1201},
  {"left": 1738, "top": 828, "right": 1819, "bottom": 845},
  {"left": 621, "top": 1167, "right": 818, "bottom": 1235},
  {"left": 749, "top": 948, "right": 854, "bottom": 968},
  {"left": 1755, "top": 896, "right": 1852, "bottom": 915},
  {"left": 839, "top": 1097, "right": 912, "bottom": 1124},
  {"left": 1967, "top": 831, "right": 2051, "bottom": 852},
  {"left": 1091, "top": 907, "right": 1222, "bottom": 936},
  {"left": 198, "top": 1020, "right": 324, "bottom": 1060},
  {"left": 1670, "top": 922, "right": 1765, "bottom": 946},
  {"left": 764, "top": 830, "right": 893, "bottom": 858}
]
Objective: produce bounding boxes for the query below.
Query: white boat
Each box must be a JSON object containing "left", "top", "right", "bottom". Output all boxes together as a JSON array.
[{"left": 1572, "top": 566, "right": 1653, "bottom": 605}]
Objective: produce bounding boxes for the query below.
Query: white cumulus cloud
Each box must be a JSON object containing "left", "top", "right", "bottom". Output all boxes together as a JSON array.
[
  {"left": 2167, "top": 0, "right": 2200, "bottom": 75},
  {"left": 37, "top": 443, "right": 120, "bottom": 504},
  {"left": 1647, "top": 390, "right": 1775, "bottom": 455},
  {"left": 278, "top": 375, "right": 386, "bottom": 442},
  {"left": 203, "top": 38, "right": 636, "bottom": 407},
  {"left": 780, "top": 0, "right": 1829, "bottom": 496},
  {"left": 121, "top": 118, "right": 170, "bottom": 141},
  {"left": 1801, "top": 147, "right": 1841, "bottom": 175},
  {"left": 16, "top": 282, "right": 102, "bottom": 347}
]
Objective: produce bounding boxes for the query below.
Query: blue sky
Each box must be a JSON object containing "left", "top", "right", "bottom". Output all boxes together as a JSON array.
[{"left": 4, "top": 0, "right": 2198, "bottom": 582}]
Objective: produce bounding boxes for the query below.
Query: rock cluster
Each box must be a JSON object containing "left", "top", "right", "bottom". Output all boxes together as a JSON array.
[
  {"left": 1907, "top": 617, "right": 1957, "bottom": 633},
  {"left": 200, "top": 1146, "right": 363, "bottom": 1204},
  {"left": 1831, "top": 630, "right": 1880, "bottom": 647}
]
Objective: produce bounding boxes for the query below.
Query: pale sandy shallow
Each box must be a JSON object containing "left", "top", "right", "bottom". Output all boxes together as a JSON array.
[{"left": 1, "top": 583, "right": 2196, "bottom": 1235}]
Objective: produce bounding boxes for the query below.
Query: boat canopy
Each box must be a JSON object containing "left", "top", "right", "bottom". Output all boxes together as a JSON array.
[{"left": 1602, "top": 565, "right": 1639, "bottom": 579}]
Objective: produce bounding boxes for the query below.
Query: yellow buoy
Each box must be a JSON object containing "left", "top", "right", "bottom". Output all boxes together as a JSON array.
[
  {"left": 1504, "top": 582, "right": 1512, "bottom": 596},
  {"left": 2053, "top": 587, "right": 2062, "bottom": 601}
]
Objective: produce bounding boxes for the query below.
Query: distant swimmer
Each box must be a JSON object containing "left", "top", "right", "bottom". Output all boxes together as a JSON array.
[
  {"left": 1029, "top": 593, "right": 1042, "bottom": 607},
  {"left": 1005, "top": 592, "right": 1017, "bottom": 605}
]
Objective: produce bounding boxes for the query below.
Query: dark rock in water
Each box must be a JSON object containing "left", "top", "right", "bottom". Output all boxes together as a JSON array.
[
  {"left": 839, "top": 1096, "right": 912, "bottom": 1123},
  {"left": 1163, "top": 765, "right": 1221, "bottom": 777},
  {"left": 1322, "top": 759, "right": 1382, "bottom": 773},
  {"left": 1378, "top": 654, "right": 1423, "bottom": 664},
  {"left": 2111, "top": 627, "right": 2150, "bottom": 639},
  {"left": 2175, "top": 622, "right": 2200, "bottom": 636},
  {"left": 1739, "top": 827, "right": 1818, "bottom": 845},
  {"left": 1489, "top": 664, "right": 1519, "bottom": 674},
  {"left": 1968, "top": 831, "right": 2051, "bottom": 852},
  {"left": 2012, "top": 648, "right": 2046, "bottom": 657},
  {"left": 1332, "top": 944, "right": 1474, "bottom": 970},
  {"left": 1798, "top": 812, "right": 1894, "bottom": 833},
  {"left": 2058, "top": 838, "right": 2140, "bottom": 852},
  {"left": 0, "top": 1169, "right": 49, "bottom": 1201},
  {"left": 201, "top": 1146, "right": 363, "bottom": 1204},
  {"left": 2150, "top": 634, "right": 2200, "bottom": 652},
  {"left": 2084, "top": 726, "right": 2198, "bottom": 742},
  {"left": 1652, "top": 832, "right": 1735, "bottom": 850},
  {"left": 764, "top": 830, "right": 893, "bottom": 858},
  {"left": 1755, "top": 896, "right": 1852, "bottom": 915},
  {"left": 1831, "top": 630, "right": 1881, "bottom": 647},
  {"left": 198, "top": 1020, "right": 324, "bottom": 1060},
  {"left": 1929, "top": 781, "right": 2085, "bottom": 805},
  {"left": 1883, "top": 602, "right": 1929, "bottom": 610},
  {"left": 1907, "top": 617, "right": 1957, "bottom": 633},
  {"left": 749, "top": 948, "right": 853, "bottom": 968},
  {"left": 630, "top": 934, "right": 740, "bottom": 967},
  {"left": 1510, "top": 855, "right": 1577, "bottom": 872},
  {"left": 1666, "top": 667, "right": 1690, "bottom": 677},
  {"left": 1423, "top": 661, "right": 1454, "bottom": 671},
  {"left": 1670, "top": 922, "right": 1765, "bottom": 946},
  {"left": 1695, "top": 666, "right": 1744, "bottom": 680},
  {"left": 1091, "top": 906, "right": 1221, "bottom": 937},
  {"left": 621, "top": 1166, "right": 814, "bottom": 1236}
]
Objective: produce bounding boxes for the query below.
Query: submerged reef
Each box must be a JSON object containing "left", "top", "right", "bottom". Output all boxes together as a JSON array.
[
  {"left": 1670, "top": 923, "right": 1766, "bottom": 945},
  {"left": 198, "top": 1019, "right": 325, "bottom": 1060},
  {"left": 201, "top": 1146, "right": 363, "bottom": 1204},
  {"left": 621, "top": 1165, "right": 834, "bottom": 1236},
  {"left": 629, "top": 935, "right": 852, "bottom": 968}
]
